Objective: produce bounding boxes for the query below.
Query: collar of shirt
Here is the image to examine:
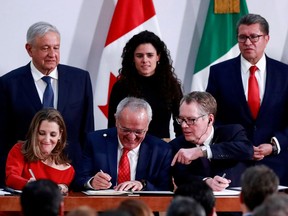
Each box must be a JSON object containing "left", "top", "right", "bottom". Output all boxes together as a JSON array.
[
  {"left": 241, "top": 54, "right": 266, "bottom": 102},
  {"left": 30, "top": 61, "right": 58, "bottom": 81},
  {"left": 202, "top": 127, "right": 214, "bottom": 159},
  {"left": 203, "top": 126, "right": 214, "bottom": 146},
  {"left": 30, "top": 62, "right": 58, "bottom": 108}
]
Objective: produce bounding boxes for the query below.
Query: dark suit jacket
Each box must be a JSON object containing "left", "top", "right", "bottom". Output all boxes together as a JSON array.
[
  {"left": 206, "top": 55, "right": 288, "bottom": 185},
  {"left": 0, "top": 63, "right": 94, "bottom": 186},
  {"left": 170, "top": 124, "right": 253, "bottom": 187},
  {"left": 74, "top": 128, "right": 173, "bottom": 191}
]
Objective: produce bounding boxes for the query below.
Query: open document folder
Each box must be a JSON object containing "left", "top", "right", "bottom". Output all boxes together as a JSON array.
[{"left": 82, "top": 189, "right": 174, "bottom": 196}]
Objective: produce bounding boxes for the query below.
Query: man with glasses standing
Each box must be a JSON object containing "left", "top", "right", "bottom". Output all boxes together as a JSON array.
[
  {"left": 170, "top": 91, "right": 253, "bottom": 191},
  {"left": 206, "top": 14, "right": 288, "bottom": 185},
  {"left": 74, "top": 97, "right": 173, "bottom": 191}
]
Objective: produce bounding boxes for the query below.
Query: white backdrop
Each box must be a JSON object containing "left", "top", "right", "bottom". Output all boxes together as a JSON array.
[{"left": 1, "top": 0, "right": 288, "bottom": 94}]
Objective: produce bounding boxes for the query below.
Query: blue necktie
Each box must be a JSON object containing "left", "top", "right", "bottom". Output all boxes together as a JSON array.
[{"left": 42, "top": 76, "right": 54, "bottom": 108}]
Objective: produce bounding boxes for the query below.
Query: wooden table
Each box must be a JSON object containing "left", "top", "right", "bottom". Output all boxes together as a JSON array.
[{"left": 0, "top": 192, "right": 241, "bottom": 212}]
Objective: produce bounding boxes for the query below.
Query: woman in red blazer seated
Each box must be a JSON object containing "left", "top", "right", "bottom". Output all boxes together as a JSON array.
[{"left": 5, "top": 108, "right": 74, "bottom": 195}]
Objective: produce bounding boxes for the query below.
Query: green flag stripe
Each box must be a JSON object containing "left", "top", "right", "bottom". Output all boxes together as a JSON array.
[{"left": 194, "top": 0, "right": 248, "bottom": 74}]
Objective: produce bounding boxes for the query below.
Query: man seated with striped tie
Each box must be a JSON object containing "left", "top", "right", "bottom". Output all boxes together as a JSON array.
[{"left": 74, "top": 97, "right": 173, "bottom": 191}]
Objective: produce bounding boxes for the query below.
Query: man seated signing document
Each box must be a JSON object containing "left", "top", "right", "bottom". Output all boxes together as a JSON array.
[
  {"left": 170, "top": 92, "right": 254, "bottom": 191},
  {"left": 75, "top": 97, "right": 173, "bottom": 191}
]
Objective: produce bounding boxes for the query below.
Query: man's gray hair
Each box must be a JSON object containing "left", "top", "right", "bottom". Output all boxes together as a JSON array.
[
  {"left": 115, "top": 97, "right": 152, "bottom": 122},
  {"left": 26, "top": 21, "right": 60, "bottom": 45}
]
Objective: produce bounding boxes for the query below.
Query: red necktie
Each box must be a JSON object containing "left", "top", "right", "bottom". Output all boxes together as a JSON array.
[
  {"left": 117, "top": 148, "right": 130, "bottom": 184},
  {"left": 248, "top": 66, "right": 260, "bottom": 119}
]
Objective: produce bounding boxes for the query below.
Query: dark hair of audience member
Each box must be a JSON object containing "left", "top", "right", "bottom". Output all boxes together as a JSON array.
[
  {"left": 66, "top": 205, "right": 97, "bottom": 216},
  {"left": 99, "top": 209, "right": 130, "bottom": 216},
  {"left": 174, "top": 180, "right": 215, "bottom": 216},
  {"left": 166, "top": 196, "right": 205, "bottom": 216},
  {"left": 253, "top": 193, "right": 288, "bottom": 216},
  {"left": 118, "top": 199, "right": 153, "bottom": 216},
  {"left": 241, "top": 165, "right": 279, "bottom": 211},
  {"left": 20, "top": 179, "right": 63, "bottom": 216}
]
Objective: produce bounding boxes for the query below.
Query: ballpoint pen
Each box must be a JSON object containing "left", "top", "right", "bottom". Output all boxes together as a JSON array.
[
  {"left": 28, "top": 169, "right": 36, "bottom": 179},
  {"left": 222, "top": 173, "right": 226, "bottom": 178}
]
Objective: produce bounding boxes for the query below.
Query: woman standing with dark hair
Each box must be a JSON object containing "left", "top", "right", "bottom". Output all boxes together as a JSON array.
[
  {"left": 6, "top": 108, "right": 74, "bottom": 194},
  {"left": 108, "top": 30, "right": 183, "bottom": 140}
]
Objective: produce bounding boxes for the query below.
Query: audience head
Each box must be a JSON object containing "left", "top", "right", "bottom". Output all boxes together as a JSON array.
[
  {"left": 67, "top": 205, "right": 97, "bottom": 216},
  {"left": 254, "top": 193, "right": 288, "bottom": 216},
  {"left": 23, "top": 108, "right": 69, "bottom": 163},
  {"left": 176, "top": 91, "right": 216, "bottom": 144},
  {"left": 118, "top": 199, "right": 153, "bottom": 216},
  {"left": 166, "top": 196, "right": 205, "bottom": 216},
  {"left": 99, "top": 209, "right": 130, "bottom": 216},
  {"left": 240, "top": 165, "right": 279, "bottom": 212},
  {"left": 25, "top": 21, "right": 61, "bottom": 74},
  {"left": 21, "top": 179, "right": 63, "bottom": 216},
  {"left": 174, "top": 180, "right": 216, "bottom": 216},
  {"left": 236, "top": 14, "right": 269, "bottom": 65},
  {"left": 115, "top": 97, "right": 152, "bottom": 150}
]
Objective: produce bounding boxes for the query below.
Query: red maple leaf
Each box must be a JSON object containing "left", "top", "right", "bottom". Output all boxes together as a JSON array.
[{"left": 99, "top": 72, "right": 117, "bottom": 118}]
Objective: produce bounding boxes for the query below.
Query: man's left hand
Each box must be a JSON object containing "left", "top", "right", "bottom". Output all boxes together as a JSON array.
[{"left": 114, "top": 180, "right": 143, "bottom": 191}]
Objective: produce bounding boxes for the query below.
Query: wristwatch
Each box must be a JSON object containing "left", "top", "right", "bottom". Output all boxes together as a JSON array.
[
  {"left": 140, "top": 179, "right": 147, "bottom": 190},
  {"left": 200, "top": 145, "right": 208, "bottom": 158},
  {"left": 270, "top": 143, "right": 278, "bottom": 155}
]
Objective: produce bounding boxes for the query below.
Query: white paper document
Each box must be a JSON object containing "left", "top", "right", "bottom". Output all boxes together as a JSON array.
[
  {"left": 0, "top": 188, "right": 11, "bottom": 196},
  {"left": 82, "top": 189, "right": 131, "bottom": 196},
  {"left": 82, "top": 189, "right": 173, "bottom": 196},
  {"left": 133, "top": 191, "right": 173, "bottom": 195},
  {"left": 213, "top": 189, "right": 241, "bottom": 196},
  {"left": 229, "top": 185, "right": 288, "bottom": 192}
]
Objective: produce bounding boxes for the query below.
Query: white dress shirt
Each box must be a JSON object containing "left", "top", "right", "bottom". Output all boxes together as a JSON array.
[{"left": 30, "top": 62, "right": 58, "bottom": 108}]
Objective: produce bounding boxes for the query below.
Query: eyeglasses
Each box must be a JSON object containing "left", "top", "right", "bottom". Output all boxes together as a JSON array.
[
  {"left": 118, "top": 125, "right": 147, "bottom": 136},
  {"left": 176, "top": 114, "right": 207, "bottom": 126},
  {"left": 237, "top": 34, "right": 265, "bottom": 43}
]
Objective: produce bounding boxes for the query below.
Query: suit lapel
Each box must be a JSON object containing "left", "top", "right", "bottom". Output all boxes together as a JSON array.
[
  {"left": 135, "top": 140, "right": 151, "bottom": 180},
  {"left": 106, "top": 130, "right": 119, "bottom": 184},
  {"left": 233, "top": 56, "right": 257, "bottom": 121},
  {"left": 21, "top": 64, "right": 42, "bottom": 110},
  {"left": 233, "top": 57, "right": 252, "bottom": 112},
  {"left": 257, "top": 56, "right": 273, "bottom": 119},
  {"left": 57, "top": 65, "right": 69, "bottom": 112}
]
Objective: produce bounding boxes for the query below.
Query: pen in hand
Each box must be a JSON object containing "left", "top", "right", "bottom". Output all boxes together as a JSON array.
[
  {"left": 28, "top": 169, "right": 36, "bottom": 179},
  {"left": 99, "top": 169, "right": 112, "bottom": 189},
  {"left": 222, "top": 173, "right": 226, "bottom": 178}
]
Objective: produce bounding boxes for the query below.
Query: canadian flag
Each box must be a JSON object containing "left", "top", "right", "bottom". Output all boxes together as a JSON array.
[{"left": 94, "top": 0, "right": 161, "bottom": 130}]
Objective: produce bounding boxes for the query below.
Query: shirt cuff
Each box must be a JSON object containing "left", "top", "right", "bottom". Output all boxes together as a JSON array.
[
  {"left": 271, "top": 137, "right": 281, "bottom": 154},
  {"left": 85, "top": 177, "right": 95, "bottom": 189},
  {"left": 206, "top": 145, "right": 212, "bottom": 159}
]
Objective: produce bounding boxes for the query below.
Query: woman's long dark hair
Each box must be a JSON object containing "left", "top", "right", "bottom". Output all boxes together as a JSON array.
[{"left": 118, "top": 30, "right": 182, "bottom": 108}]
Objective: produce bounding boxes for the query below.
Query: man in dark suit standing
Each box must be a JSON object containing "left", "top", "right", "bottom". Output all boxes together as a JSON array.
[
  {"left": 206, "top": 14, "right": 288, "bottom": 185},
  {"left": 75, "top": 97, "right": 173, "bottom": 191},
  {"left": 170, "top": 92, "right": 253, "bottom": 191},
  {"left": 0, "top": 21, "right": 94, "bottom": 187}
]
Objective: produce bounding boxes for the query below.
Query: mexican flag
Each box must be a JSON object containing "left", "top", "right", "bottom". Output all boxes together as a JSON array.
[
  {"left": 191, "top": 0, "right": 249, "bottom": 91},
  {"left": 94, "top": 0, "right": 161, "bottom": 130}
]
